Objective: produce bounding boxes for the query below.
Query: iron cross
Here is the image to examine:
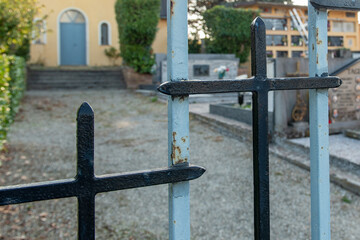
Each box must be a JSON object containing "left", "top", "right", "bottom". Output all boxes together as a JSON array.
[
  {"left": 158, "top": 17, "right": 341, "bottom": 240},
  {"left": 0, "top": 102, "right": 205, "bottom": 240}
]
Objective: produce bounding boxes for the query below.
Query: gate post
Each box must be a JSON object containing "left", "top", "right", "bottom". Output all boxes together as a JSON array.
[
  {"left": 167, "top": 0, "right": 191, "bottom": 239},
  {"left": 308, "top": 2, "right": 330, "bottom": 239}
]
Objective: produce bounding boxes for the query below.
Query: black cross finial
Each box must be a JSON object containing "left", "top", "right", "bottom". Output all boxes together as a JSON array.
[
  {"left": 0, "top": 103, "right": 205, "bottom": 240},
  {"left": 251, "top": 17, "right": 267, "bottom": 78},
  {"left": 158, "top": 16, "right": 341, "bottom": 240}
]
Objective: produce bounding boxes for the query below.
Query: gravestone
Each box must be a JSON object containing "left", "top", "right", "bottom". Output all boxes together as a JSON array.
[
  {"left": 330, "top": 59, "right": 360, "bottom": 129},
  {"left": 161, "top": 54, "right": 239, "bottom": 83}
]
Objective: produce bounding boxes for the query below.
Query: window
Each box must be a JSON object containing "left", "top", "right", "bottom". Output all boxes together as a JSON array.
[
  {"left": 60, "top": 10, "right": 85, "bottom": 23},
  {"left": 263, "top": 18, "right": 287, "bottom": 31},
  {"left": 291, "top": 19, "right": 309, "bottom": 31},
  {"left": 266, "top": 35, "right": 287, "bottom": 46},
  {"left": 260, "top": 7, "right": 271, "bottom": 13},
  {"left": 99, "top": 21, "right": 111, "bottom": 45},
  {"left": 332, "top": 21, "right": 355, "bottom": 32},
  {"left": 292, "top": 51, "right": 303, "bottom": 58},
  {"left": 266, "top": 51, "right": 274, "bottom": 58},
  {"left": 33, "top": 19, "right": 46, "bottom": 44},
  {"left": 276, "top": 51, "right": 288, "bottom": 58},
  {"left": 291, "top": 36, "right": 305, "bottom": 46},
  {"left": 346, "top": 12, "right": 356, "bottom": 18},
  {"left": 328, "top": 36, "right": 343, "bottom": 47},
  {"left": 343, "top": 22, "right": 355, "bottom": 32},
  {"left": 274, "top": 8, "right": 286, "bottom": 14}
]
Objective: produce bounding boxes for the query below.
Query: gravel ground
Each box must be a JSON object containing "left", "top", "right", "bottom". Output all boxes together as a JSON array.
[{"left": 0, "top": 90, "right": 359, "bottom": 240}]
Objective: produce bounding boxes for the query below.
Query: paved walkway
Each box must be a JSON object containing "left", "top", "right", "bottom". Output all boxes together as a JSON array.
[{"left": 0, "top": 90, "right": 359, "bottom": 239}]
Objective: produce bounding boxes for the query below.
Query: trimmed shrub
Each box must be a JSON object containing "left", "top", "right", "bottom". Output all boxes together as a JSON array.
[
  {"left": 0, "top": 55, "right": 26, "bottom": 148},
  {"left": 203, "top": 6, "right": 259, "bottom": 63},
  {"left": 115, "top": 0, "right": 160, "bottom": 73}
]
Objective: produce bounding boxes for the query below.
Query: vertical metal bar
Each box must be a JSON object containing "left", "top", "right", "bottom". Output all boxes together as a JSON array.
[
  {"left": 251, "top": 17, "right": 270, "bottom": 240},
  {"left": 308, "top": 2, "right": 331, "bottom": 240},
  {"left": 167, "top": 0, "right": 191, "bottom": 239},
  {"left": 76, "top": 102, "right": 96, "bottom": 240}
]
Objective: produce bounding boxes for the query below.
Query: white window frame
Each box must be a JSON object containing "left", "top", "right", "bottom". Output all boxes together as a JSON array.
[
  {"left": 32, "top": 18, "right": 47, "bottom": 44},
  {"left": 98, "top": 21, "right": 111, "bottom": 46}
]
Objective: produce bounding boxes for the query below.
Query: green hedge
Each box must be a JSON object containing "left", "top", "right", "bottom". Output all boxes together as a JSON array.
[
  {"left": 0, "top": 55, "right": 26, "bottom": 148},
  {"left": 203, "top": 6, "right": 259, "bottom": 63},
  {"left": 115, "top": 0, "right": 160, "bottom": 73}
]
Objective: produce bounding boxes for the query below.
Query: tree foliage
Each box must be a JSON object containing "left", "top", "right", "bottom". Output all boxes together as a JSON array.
[
  {"left": 203, "top": 6, "right": 259, "bottom": 63},
  {"left": 115, "top": 0, "right": 160, "bottom": 73},
  {"left": 0, "top": 0, "right": 41, "bottom": 60},
  {"left": 189, "top": 0, "right": 292, "bottom": 34}
]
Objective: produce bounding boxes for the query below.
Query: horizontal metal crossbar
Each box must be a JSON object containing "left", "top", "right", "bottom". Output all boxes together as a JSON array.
[
  {"left": 0, "top": 164, "right": 205, "bottom": 206},
  {"left": 158, "top": 16, "right": 343, "bottom": 240},
  {"left": 0, "top": 102, "right": 206, "bottom": 240},
  {"left": 158, "top": 76, "right": 341, "bottom": 96}
]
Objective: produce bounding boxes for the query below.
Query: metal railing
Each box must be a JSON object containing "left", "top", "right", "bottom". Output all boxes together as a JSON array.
[
  {"left": 1, "top": 0, "right": 360, "bottom": 239},
  {"left": 0, "top": 102, "right": 205, "bottom": 239}
]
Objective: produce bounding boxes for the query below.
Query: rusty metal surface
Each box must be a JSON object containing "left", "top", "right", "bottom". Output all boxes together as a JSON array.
[
  {"left": 0, "top": 102, "right": 205, "bottom": 240},
  {"left": 158, "top": 76, "right": 341, "bottom": 95},
  {"left": 311, "top": 0, "right": 360, "bottom": 10},
  {"left": 158, "top": 16, "right": 342, "bottom": 240}
]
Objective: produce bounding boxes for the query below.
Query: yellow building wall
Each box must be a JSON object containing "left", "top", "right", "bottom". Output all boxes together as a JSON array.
[
  {"left": 152, "top": 20, "right": 167, "bottom": 54},
  {"left": 30, "top": 0, "right": 167, "bottom": 66},
  {"left": 243, "top": 4, "right": 360, "bottom": 58}
]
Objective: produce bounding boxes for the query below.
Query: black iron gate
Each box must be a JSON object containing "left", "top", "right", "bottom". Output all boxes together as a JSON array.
[
  {"left": 0, "top": 102, "right": 205, "bottom": 239},
  {"left": 2, "top": 0, "right": 356, "bottom": 238}
]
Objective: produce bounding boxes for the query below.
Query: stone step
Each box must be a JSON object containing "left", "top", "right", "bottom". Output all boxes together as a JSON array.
[
  {"left": 270, "top": 143, "right": 360, "bottom": 196},
  {"left": 27, "top": 68, "right": 126, "bottom": 90}
]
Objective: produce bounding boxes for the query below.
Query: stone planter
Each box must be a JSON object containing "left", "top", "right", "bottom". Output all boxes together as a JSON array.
[
  {"left": 122, "top": 67, "right": 153, "bottom": 89},
  {"left": 210, "top": 103, "right": 274, "bottom": 133}
]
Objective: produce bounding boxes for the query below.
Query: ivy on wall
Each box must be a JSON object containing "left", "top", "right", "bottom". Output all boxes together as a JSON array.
[
  {"left": 115, "top": 0, "right": 160, "bottom": 73},
  {"left": 203, "top": 6, "right": 259, "bottom": 63}
]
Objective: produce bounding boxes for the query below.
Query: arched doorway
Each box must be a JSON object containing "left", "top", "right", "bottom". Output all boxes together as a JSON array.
[{"left": 59, "top": 9, "right": 87, "bottom": 65}]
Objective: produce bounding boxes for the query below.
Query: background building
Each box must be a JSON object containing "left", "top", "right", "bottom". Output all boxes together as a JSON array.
[
  {"left": 235, "top": 1, "right": 360, "bottom": 58},
  {"left": 29, "top": 0, "right": 167, "bottom": 66}
]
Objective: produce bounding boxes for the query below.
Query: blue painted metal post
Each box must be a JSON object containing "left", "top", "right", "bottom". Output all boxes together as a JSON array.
[
  {"left": 308, "top": 2, "right": 331, "bottom": 239},
  {"left": 167, "top": 0, "right": 191, "bottom": 239}
]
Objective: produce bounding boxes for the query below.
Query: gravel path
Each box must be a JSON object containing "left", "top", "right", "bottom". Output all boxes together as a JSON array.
[{"left": 0, "top": 90, "right": 359, "bottom": 240}]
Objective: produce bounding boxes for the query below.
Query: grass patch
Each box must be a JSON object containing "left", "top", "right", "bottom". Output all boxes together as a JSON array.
[
  {"left": 150, "top": 96, "right": 158, "bottom": 103},
  {"left": 341, "top": 196, "right": 352, "bottom": 204}
]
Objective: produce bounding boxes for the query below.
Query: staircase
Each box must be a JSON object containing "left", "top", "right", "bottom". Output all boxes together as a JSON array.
[{"left": 27, "top": 67, "right": 126, "bottom": 90}]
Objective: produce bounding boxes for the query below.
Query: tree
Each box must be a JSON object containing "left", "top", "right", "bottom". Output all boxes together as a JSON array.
[
  {"left": 202, "top": 6, "right": 259, "bottom": 62},
  {"left": 0, "top": 0, "right": 41, "bottom": 60},
  {"left": 189, "top": 0, "right": 292, "bottom": 34},
  {"left": 115, "top": 0, "right": 160, "bottom": 73}
]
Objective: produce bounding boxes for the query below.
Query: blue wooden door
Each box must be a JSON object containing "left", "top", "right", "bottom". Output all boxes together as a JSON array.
[{"left": 60, "top": 22, "right": 86, "bottom": 65}]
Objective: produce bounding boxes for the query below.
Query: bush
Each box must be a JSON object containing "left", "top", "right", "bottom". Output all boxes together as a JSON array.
[
  {"left": 189, "top": 35, "right": 202, "bottom": 54},
  {"left": 0, "top": 0, "right": 39, "bottom": 60},
  {"left": 203, "top": 6, "right": 259, "bottom": 63},
  {"left": 0, "top": 55, "right": 26, "bottom": 148},
  {"left": 104, "top": 47, "right": 121, "bottom": 66},
  {"left": 115, "top": 0, "right": 160, "bottom": 73}
]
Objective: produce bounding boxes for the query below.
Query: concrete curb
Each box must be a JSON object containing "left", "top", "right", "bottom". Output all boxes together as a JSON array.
[{"left": 190, "top": 109, "right": 360, "bottom": 196}]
